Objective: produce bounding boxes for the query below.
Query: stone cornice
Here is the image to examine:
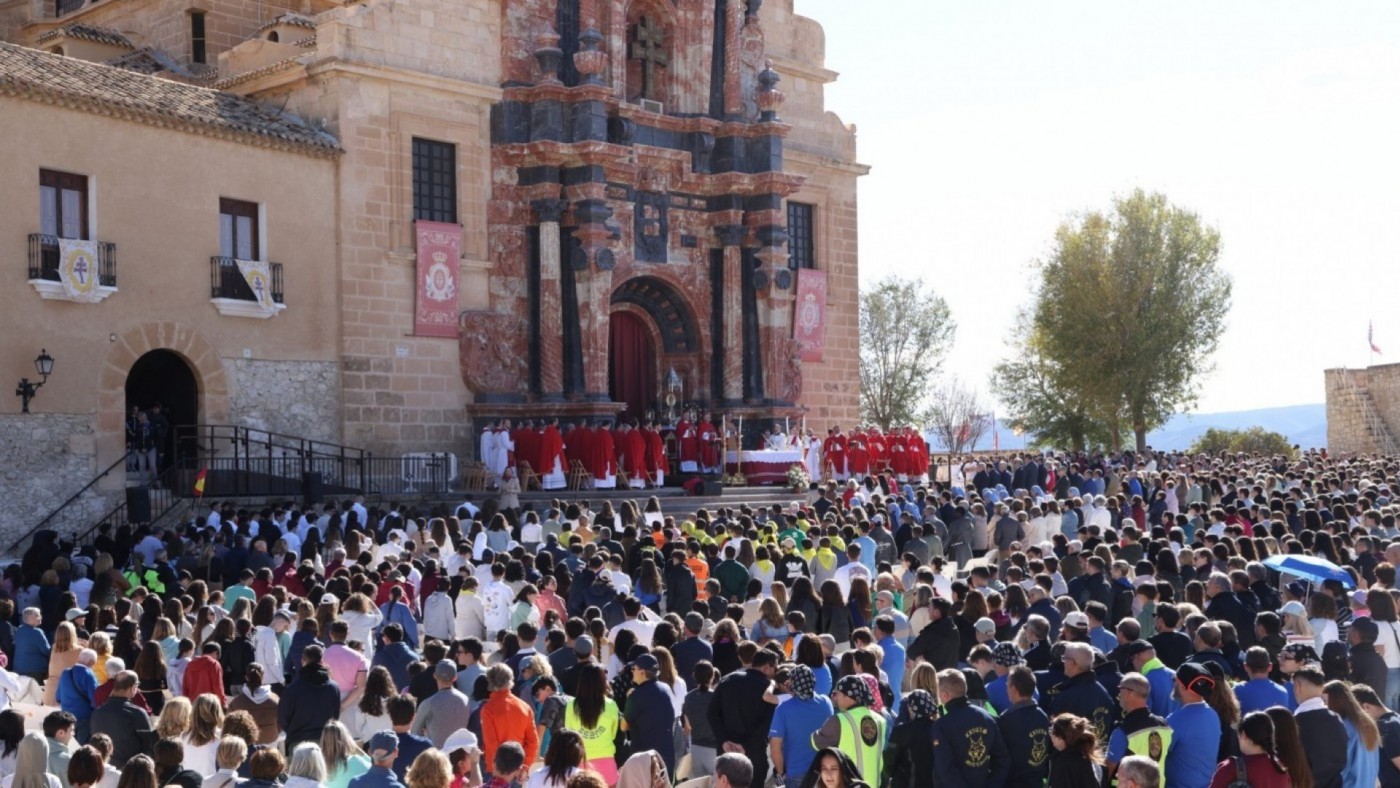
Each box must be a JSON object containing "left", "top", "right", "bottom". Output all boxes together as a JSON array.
[
  {"left": 766, "top": 55, "right": 839, "bottom": 85},
  {"left": 306, "top": 58, "right": 503, "bottom": 103},
  {"left": 784, "top": 147, "right": 871, "bottom": 177}
]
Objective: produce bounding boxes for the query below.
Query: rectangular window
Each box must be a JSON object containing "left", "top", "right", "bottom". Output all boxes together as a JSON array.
[
  {"left": 190, "top": 11, "right": 206, "bottom": 65},
  {"left": 787, "top": 201, "right": 816, "bottom": 269},
  {"left": 39, "top": 169, "right": 88, "bottom": 240},
  {"left": 412, "top": 137, "right": 458, "bottom": 224},
  {"left": 219, "top": 198, "right": 259, "bottom": 260},
  {"left": 55, "top": 0, "right": 83, "bottom": 16}
]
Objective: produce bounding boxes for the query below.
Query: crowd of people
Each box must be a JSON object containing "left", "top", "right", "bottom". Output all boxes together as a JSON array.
[{"left": 2, "top": 447, "right": 1400, "bottom": 788}]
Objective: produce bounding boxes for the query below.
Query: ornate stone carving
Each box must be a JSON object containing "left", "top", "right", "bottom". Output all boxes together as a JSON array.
[
  {"left": 715, "top": 225, "right": 746, "bottom": 248},
  {"left": 535, "top": 26, "right": 563, "bottom": 84},
  {"left": 459, "top": 311, "right": 529, "bottom": 396},
  {"left": 756, "top": 60, "right": 785, "bottom": 122},
  {"left": 780, "top": 336, "right": 803, "bottom": 402},
  {"left": 532, "top": 198, "right": 568, "bottom": 224},
  {"left": 574, "top": 23, "right": 608, "bottom": 85}
]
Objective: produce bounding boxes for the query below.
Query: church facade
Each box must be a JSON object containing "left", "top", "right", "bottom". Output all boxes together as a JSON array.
[{"left": 0, "top": 0, "right": 864, "bottom": 536}]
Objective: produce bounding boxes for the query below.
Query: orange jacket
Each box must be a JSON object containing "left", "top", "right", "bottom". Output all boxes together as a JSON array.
[
  {"left": 182, "top": 654, "right": 226, "bottom": 706},
  {"left": 481, "top": 688, "right": 539, "bottom": 767}
]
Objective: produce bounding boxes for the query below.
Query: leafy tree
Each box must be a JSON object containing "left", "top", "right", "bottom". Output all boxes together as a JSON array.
[
  {"left": 1027, "top": 189, "right": 1232, "bottom": 452},
  {"left": 1189, "top": 426, "right": 1295, "bottom": 457},
  {"left": 859, "top": 275, "right": 955, "bottom": 430},
  {"left": 991, "top": 312, "right": 1120, "bottom": 451}
]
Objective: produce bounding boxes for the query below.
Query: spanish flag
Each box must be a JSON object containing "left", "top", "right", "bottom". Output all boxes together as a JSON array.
[{"left": 193, "top": 468, "right": 207, "bottom": 497}]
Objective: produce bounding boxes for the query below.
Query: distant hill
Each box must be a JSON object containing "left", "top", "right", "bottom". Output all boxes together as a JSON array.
[{"left": 947, "top": 403, "right": 1328, "bottom": 452}]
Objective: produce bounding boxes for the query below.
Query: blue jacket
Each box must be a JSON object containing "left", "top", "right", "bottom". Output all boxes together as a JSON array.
[
  {"left": 878, "top": 636, "right": 906, "bottom": 715},
  {"left": 931, "top": 697, "right": 1010, "bottom": 787},
  {"left": 57, "top": 664, "right": 97, "bottom": 721},
  {"left": 371, "top": 641, "right": 419, "bottom": 691},
  {"left": 378, "top": 601, "right": 418, "bottom": 646},
  {"left": 348, "top": 765, "right": 405, "bottom": 788},
  {"left": 1049, "top": 671, "right": 1116, "bottom": 741},
  {"left": 997, "top": 700, "right": 1051, "bottom": 788},
  {"left": 13, "top": 624, "right": 50, "bottom": 676}
]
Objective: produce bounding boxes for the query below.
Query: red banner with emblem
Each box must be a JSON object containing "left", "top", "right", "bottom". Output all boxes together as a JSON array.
[
  {"left": 415, "top": 220, "right": 461, "bottom": 338},
  {"left": 793, "top": 268, "right": 827, "bottom": 362}
]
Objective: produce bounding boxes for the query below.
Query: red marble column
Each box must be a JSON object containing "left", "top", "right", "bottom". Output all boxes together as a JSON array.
[
  {"left": 716, "top": 225, "right": 746, "bottom": 403},
  {"left": 533, "top": 199, "right": 569, "bottom": 400}
]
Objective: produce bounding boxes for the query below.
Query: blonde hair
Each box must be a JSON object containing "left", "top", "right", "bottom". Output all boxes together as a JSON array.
[
  {"left": 156, "top": 696, "right": 193, "bottom": 740},
  {"left": 215, "top": 737, "right": 248, "bottom": 771},
  {"left": 908, "top": 662, "right": 939, "bottom": 695},
  {"left": 405, "top": 749, "right": 452, "bottom": 788},
  {"left": 189, "top": 694, "right": 224, "bottom": 747},
  {"left": 320, "top": 722, "right": 364, "bottom": 774},
  {"left": 288, "top": 743, "right": 328, "bottom": 783}
]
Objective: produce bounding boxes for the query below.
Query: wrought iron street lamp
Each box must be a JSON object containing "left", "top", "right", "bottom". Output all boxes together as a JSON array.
[{"left": 15, "top": 349, "right": 54, "bottom": 414}]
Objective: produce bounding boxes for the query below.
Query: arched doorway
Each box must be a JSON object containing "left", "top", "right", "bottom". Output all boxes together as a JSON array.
[
  {"left": 125, "top": 350, "right": 199, "bottom": 474},
  {"left": 608, "top": 311, "right": 655, "bottom": 423}
]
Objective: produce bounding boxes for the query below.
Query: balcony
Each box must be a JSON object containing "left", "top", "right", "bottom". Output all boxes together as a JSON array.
[
  {"left": 210, "top": 256, "right": 286, "bottom": 319},
  {"left": 27, "top": 233, "right": 118, "bottom": 302}
]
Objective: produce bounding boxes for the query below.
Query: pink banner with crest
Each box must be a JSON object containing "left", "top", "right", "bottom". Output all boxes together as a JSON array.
[
  {"left": 793, "top": 268, "right": 827, "bottom": 362},
  {"left": 415, "top": 220, "right": 461, "bottom": 338}
]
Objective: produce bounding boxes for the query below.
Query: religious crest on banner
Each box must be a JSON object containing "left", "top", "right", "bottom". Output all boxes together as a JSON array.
[
  {"left": 792, "top": 268, "right": 827, "bottom": 362},
  {"left": 415, "top": 220, "right": 462, "bottom": 338},
  {"left": 234, "top": 259, "right": 277, "bottom": 316},
  {"left": 56, "top": 239, "right": 101, "bottom": 303}
]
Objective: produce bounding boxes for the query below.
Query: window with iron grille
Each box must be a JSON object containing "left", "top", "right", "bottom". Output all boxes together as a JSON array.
[
  {"left": 787, "top": 201, "right": 816, "bottom": 269},
  {"left": 412, "top": 137, "right": 458, "bottom": 224}
]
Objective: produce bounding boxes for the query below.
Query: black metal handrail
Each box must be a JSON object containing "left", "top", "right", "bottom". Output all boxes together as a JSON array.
[
  {"left": 28, "top": 234, "right": 117, "bottom": 287},
  {"left": 176, "top": 424, "right": 372, "bottom": 497},
  {"left": 210, "top": 257, "right": 283, "bottom": 303},
  {"left": 74, "top": 469, "right": 178, "bottom": 547},
  {"left": 10, "top": 450, "right": 131, "bottom": 551}
]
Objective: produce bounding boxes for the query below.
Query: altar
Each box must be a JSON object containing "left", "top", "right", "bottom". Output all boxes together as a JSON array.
[{"left": 725, "top": 449, "right": 805, "bottom": 485}]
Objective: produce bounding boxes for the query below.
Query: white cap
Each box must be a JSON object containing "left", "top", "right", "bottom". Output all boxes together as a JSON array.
[
  {"left": 442, "top": 729, "right": 478, "bottom": 754},
  {"left": 1063, "top": 612, "right": 1090, "bottom": 630}
]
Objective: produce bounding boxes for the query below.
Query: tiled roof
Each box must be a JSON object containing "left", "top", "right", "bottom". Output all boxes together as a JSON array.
[
  {"left": 210, "top": 53, "right": 310, "bottom": 90},
  {"left": 105, "top": 46, "right": 184, "bottom": 76},
  {"left": 257, "top": 13, "right": 318, "bottom": 33},
  {"left": 35, "top": 23, "right": 134, "bottom": 48},
  {"left": 0, "top": 43, "right": 339, "bottom": 157},
  {"left": 293, "top": 35, "right": 317, "bottom": 48}
]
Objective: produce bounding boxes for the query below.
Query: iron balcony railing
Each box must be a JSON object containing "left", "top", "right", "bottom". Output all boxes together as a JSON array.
[
  {"left": 28, "top": 234, "right": 117, "bottom": 286},
  {"left": 210, "top": 257, "right": 283, "bottom": 303}
]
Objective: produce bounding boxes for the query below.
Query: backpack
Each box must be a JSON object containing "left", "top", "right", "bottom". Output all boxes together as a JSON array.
[{"left": 1223, "top": 756, "right": 1251, "bottom": 788}]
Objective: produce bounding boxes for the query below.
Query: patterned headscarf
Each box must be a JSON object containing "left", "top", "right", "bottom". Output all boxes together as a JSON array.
[
  {"left": 904, "top": 689, "right": 937, "bottom": 720},
  {"left": 993, "top": 642, "right": 1024, "bottom": 667},
  {"left": 835, "top": 674, "right": 873, "bottom": 707},
  {"left": 1280, "top": 643, "right": 1320, "bottom": 664},
  {"left": 789, "top": 665, "right": 816, "bottom": 701},
  {"left": 860, "top": 673, "right": 884, "bottom": 714}
]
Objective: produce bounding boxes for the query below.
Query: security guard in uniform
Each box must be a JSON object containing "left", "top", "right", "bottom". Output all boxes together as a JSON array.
[
  {"left": 931, "top": 668, "right": 1010, "bottom": 787},
  {"left": 810, "top": 675, "right": 886, "bottom": 787},
  {"left": 1104, "top": 672, "right": 1170, "bottom": 786},
  {"left": 123, "top": 557, "right": 165, "bottom": 596}
]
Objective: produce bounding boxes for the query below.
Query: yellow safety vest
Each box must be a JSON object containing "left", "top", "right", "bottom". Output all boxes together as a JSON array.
[{"left": 833, "top": 707, "right": 885, "bottom": 786}]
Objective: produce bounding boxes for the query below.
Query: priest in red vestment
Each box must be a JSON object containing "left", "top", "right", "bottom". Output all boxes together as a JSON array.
[
  {"left": 677, "top": 412, "right": 700, "bottom": 473},
  {"left": 587, "top": 421, "right": 617, "bottom": 488},
  {"left": 620, "top": 422, "right": 648, "bottom": 488},
  {"left": 641, "top": 423, "right": 666, "bottom": 486},
  {"left": 514, "top": 423, "right": 540, "bottom": 475},
  {"left": 823, "top": 427, "right": 849, "bottom": 481},
  {"left": 537, "top": 420, "right": 567, "bottom": 490},
  {"left": 698, "top": 415, "right": 720, "bottom": 472},
  {"left": 848, "top": 438, "right": 871, "bottom": 477}
]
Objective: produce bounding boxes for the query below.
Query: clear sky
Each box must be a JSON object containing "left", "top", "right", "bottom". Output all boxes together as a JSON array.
[{"left": 797, "top": 0, "right": 1400, "bottom": 414}]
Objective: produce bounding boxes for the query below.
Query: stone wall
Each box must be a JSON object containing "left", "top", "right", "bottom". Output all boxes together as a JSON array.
[
  {"left": 1326, "top": 365, "right": 1400, "bottom": 455},
  {"left": 226, "top": 359, "right": 342, "bottom": 443},
  {"left": 0, "top": 413, "right": 119, "bottom": 549}
]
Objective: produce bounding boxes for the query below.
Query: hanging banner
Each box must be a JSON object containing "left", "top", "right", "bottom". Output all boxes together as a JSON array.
[
  {"left": 415, "top": 220, "right": 461, "bottom": 338},
  {"left": 235, "top": 259, "right": 277, "bottom": 315},
  {"left": 56, "top": 238, "right": 101, "bottom": 303},
  {"left": 793, "top": 268, "right": 827, "bottom": 362}
]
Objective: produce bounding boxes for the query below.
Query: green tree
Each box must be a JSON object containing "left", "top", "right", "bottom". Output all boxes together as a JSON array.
[
  {"left": 1189, "top": 426, "right": 1295, "bottom": 457},
  {"left": 991, "top": 312, "right": 1120, "bottom": 451},
  {"left": 1028, "top": 189, "right": 1232, "bottom": 452},
  {"left": 859, "top": 275, "right": 955, "bottom": 430}
]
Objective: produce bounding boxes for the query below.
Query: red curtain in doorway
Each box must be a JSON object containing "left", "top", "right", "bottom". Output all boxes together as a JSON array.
[{"left": 609, "top": 312, "right": 656, "bottom": 424}]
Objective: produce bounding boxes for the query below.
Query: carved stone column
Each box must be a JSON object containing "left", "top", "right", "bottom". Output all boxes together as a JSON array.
[
  {"left": 752, "top": 217, "right": 793, "bottom": 403},
  {"left": 533, "top": 199, "right": 569, "bottom": 400},
  {"left": 716, "top": 224, "right": 746, "bottom": 404},
  {"left": 572, "top": 201, "right": 615, "bottom": 400}
]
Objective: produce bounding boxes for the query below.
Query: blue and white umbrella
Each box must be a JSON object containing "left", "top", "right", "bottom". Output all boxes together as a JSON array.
[{"left": 1262, "top": 554, "right": 1355, "bottom": 589}]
